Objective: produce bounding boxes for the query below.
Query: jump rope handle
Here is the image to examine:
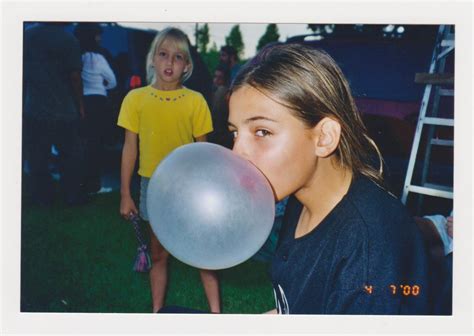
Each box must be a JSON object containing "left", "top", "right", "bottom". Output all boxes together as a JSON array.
[{"left": 130, "top": 212, "right": 152, "bottom": 272}]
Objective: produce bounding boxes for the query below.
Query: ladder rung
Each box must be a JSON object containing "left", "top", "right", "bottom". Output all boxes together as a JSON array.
[
  {"left": 424, "top": 183, "right": 453, "bottom": 192},
  {"left": 430, "top": 138, "right": 454, "bottom": 146},
  {"left": 415, "top": 72, "right": 454, "bottom": 85},
  {"left": 439, "top": 89, "right": 454, "bottom": 96},
  {"left": 407, "top": 185, "right": 453, "bottom": 199},
  {"left": 441, "top": 38, "right": 454, "bottom": 47},
  {"left": 423, "top": 117, "right": 454, "bottom": 126},
  {"left": 437, "top": 46, "right": 454, "bottom": 60}
]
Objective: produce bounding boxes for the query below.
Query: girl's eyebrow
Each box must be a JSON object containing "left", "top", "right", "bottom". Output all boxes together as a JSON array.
[
  {"left": 157, "top": 47, "right": 183, "bottom": 54},
  {"left": 228, "top": 116, "right": 278, "bottom": 128},
  {"left": 247, "top": 116, "right": 278, "bottom": 123}
]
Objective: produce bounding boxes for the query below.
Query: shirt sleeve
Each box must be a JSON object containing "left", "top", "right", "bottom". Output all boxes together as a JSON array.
[
  {"left": 98, "top": 54, "right": 117, "bottom": 90},
  {"left": 192, "top": 93, "right": 213, "bottom": 138},
  {"left": 117, "top": 91, "right": 139, "bottom": 133}
]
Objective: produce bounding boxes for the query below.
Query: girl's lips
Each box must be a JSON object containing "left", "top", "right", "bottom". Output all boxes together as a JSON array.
[{"left": 164, "top": 69, "right": 173, "bottom": 76}]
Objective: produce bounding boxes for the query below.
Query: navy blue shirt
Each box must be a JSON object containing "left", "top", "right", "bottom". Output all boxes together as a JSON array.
[{"left": 271, "top": 176, "right": 431, "bottom": 314}]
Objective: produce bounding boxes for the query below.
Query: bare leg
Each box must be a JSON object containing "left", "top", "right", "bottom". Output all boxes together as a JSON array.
[
  {"left": 148, "top": 226, "right": 169, "bottom": 313},
  {"left": 199, "top": 269, "right": 221, "bottom": 313}
]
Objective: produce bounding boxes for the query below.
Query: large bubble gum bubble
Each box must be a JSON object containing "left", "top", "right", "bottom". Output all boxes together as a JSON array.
[{"left": 147, "top": 142, "right": 275, "bottom": 270}]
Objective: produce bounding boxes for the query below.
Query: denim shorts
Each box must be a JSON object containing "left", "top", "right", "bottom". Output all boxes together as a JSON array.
[{"left": 139, "top": 177, "right": 150, "bottom": 221}]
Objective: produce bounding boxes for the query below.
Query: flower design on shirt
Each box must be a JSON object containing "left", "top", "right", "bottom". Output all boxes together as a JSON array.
[{"left": 149, "top": 92, "right": 186, "bottom": 102}]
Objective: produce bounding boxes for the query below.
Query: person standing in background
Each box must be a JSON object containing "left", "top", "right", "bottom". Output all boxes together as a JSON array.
[
  {"left": 208, "top": 63, "right": 233, "bottom": 149},
  {"left": 219, "top": 45, "right": 241, "bottom": 82},
  {"left": 23, "top": 22, "right": 87, "bottom": 206},
  {"left": 415, "top": 211, "right": 453, "bottom": 314},
  {"left": 74, "top": 23, "right": 117, "bottom": 194}
]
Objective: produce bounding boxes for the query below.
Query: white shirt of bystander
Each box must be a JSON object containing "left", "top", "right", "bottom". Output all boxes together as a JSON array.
[{"left": 81, "top": 52, "right": 116, "bottom": 96}]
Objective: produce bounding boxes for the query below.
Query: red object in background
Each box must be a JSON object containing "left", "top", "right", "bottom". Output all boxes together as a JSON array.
[
  {"left": 129, "top": 75, "right": 142, "bottom": 89},
  {"left": 355, "top": 97, "right": 420, "bottom": 121}
]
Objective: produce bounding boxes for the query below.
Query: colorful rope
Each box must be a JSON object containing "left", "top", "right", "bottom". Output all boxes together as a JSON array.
[{"left": 130, "top": 213, "right": 152, "bottom": 272}]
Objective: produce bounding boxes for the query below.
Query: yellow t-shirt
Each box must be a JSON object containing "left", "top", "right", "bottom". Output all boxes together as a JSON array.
[{"left": 117, "top": 85, "right": 213, "bottom": 177}]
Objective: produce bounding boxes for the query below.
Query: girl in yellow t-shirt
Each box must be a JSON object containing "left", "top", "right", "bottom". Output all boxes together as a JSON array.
[{"left": 117, "top": 27, "right": 218, "bottom": 313}]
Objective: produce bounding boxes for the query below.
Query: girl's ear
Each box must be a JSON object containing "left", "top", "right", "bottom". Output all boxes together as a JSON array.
[{"left": 314, "top": 117, "right": 341, "bottom": 158}]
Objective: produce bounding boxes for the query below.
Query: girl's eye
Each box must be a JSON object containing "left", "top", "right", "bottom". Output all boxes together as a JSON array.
[
  {"left": 255, "top": 129, "right": 271, "bottom": 137},
  {"left": 158, "top": 51, "right": 167, "bottom": 57},
  {"left": 175, "top": 54, "right": 184, "bottom": 61},
  {"left": 230, "top": 130, "right": 238, "bottom": 139}
]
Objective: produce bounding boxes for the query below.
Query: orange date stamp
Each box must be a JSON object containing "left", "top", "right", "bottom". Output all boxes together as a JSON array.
[{"left": 364, "top": 284, "right": 421, "bottom": 296}]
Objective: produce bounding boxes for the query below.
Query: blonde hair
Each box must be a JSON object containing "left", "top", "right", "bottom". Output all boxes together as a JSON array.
[
  {"left": 146, "top": 27, "right": 193, "bottom": 85},
  {"left": 230, "top": 43, "right": 385, "bottom": 187}
]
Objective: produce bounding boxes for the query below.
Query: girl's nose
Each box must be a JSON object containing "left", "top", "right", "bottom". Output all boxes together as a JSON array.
[{"left": 232, "top": 135, "right": 248, "bottom": 160}]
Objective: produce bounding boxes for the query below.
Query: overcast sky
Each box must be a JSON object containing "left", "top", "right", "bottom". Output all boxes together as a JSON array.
[{"left": 119, "top": 22, "right": 312, "bottom": 59}]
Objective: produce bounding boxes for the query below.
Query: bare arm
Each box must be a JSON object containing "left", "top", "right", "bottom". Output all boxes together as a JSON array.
[
  {"left": 195, "top": 134, "right": 207, "bottom": 142},
  {"left": 70, "top": 70, "right": 85, "bottom": 119},
  {"left": 446, "top": 216, "right": 453, "bottom": 238},
  {"left": 120, "top": 130, "right": 139, "bottom": 219},
  {"left": 264, "top": 309, "right": 277, "bottom": 314}
]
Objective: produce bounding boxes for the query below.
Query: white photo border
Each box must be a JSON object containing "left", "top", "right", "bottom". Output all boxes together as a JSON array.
[{"left": 2, "top": 0, "right": 472, "bottom": 335}]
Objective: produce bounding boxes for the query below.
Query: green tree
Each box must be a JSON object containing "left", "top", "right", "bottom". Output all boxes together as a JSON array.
[
  {"left": 224, "top": 24, "right": 244, "bottom": 60},
  {"left": 209, "top": 41, "right": 218, "bottom": 53},
  {"left": 256, "top": 24, "right": 280, "bottom": 51},
  {"left": 200, "top": 42, "right": 220, "bottom": 75},
  {"left": 196, "top": 23, "right": 210, "bottom": 53}
]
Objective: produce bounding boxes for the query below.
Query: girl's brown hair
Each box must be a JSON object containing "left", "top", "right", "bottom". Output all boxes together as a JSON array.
[{"left": 230, "top": 43, "right": 384, "bottom": 186}]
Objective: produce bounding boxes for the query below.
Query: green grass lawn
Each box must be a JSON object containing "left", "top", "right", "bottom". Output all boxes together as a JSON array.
[{"left": 21, "top": 190, "right": 275, "bottom": 314}]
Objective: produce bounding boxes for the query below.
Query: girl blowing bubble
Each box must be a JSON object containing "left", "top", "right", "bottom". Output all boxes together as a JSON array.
[
  {"left": 118, "top": 27, "right": 219, "bottom": 313},
  {"left": 228, "top": 44, "right": 431, "bottom": 314}
]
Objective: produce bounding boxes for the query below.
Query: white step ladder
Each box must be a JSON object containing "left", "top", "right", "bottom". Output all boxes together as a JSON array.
[{"left": 401, "top": 25, "right": 454, "bottom": 207}]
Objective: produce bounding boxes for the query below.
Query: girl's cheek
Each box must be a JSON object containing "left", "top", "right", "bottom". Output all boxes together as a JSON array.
[
  {"left": 252, "top": 146, "right": 275, "bottom": 172},
  {"left": 257, "top": 137, "right": 283, "bottom": 158}
]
